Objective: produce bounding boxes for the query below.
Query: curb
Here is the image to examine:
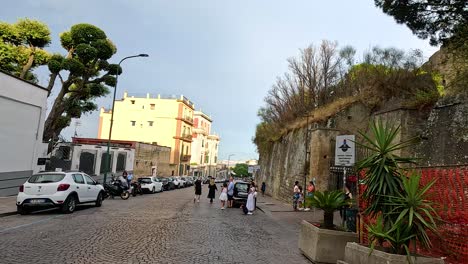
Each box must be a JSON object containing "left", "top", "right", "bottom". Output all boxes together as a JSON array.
[{"left": 0, "top": 211, "right": 17, "bottom": 217}]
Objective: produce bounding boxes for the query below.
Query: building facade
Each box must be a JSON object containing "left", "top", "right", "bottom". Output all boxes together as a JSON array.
[
  {"left": 0, "top": 71, "right": 48, "bottom": 196},
  {"left": 98, "top": 92, "right": 193, "bottom": 175},
  {"left": 190, "top": 111, "right": 220, "bottom": 176}
]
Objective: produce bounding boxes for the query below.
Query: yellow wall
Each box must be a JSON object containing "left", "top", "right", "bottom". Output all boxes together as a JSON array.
[{"left": 98, "top": 93, "right": 193, "bottom": 175}]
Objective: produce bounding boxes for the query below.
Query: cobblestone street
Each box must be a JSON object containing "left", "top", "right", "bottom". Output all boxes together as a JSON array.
[{"left": 0, "top": 186, "right": 310, "bottom": 264}]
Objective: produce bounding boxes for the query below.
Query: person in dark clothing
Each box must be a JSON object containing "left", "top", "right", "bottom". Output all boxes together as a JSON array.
[
  {"left": 194, "top": 177, "right": 202, "bottom": 203},
  {"left": 261, "top": 182, "right": 266, "bottom": 196},
  {"left": 340, "top": 183, "right": 353, "bottom": 220},
  {"left": 207, "top": 178, "right": 217, "bottom": 203}
]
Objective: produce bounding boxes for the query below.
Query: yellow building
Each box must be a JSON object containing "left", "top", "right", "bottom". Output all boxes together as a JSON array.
[{"left": 98, "top": 92, "right": 194, "bottom": 175}]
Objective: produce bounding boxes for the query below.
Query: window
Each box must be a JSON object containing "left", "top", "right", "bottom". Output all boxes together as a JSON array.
[
  {"left": 84, "top": 175, "right": 96, "bottom": 185},
  {"left": 201, "top": 140, "right": 204, "bottom": 147},
  {"left": 131, "top": 121, "right": 136, "bottom": 126},
  {"left": 72, "top": 174, "right": 85, "bottom": 184},
  {"left": 28, "top": 174, "right": 64, "bottom": 183},
  {"left": 131, "top": 100, "right": 135, "bottom": 104},
  {"left": 148, "top": 121, "right": 154, "bottom": 126},
  {"left": 150, "top": 104, "right": 155, "bottom": 110}
]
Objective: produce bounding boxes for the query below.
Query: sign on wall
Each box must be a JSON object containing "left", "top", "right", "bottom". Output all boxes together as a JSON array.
[{"left": 335, "top": 135, "right": 355, "bottom": 166}]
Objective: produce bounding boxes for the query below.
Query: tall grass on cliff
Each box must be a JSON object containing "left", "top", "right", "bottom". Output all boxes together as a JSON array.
[{"left": 253, "top": 41, "right": 442, "bottom": 155}]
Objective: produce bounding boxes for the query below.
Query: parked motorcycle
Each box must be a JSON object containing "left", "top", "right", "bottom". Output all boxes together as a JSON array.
[
  {"left": 104, "top": 181, "right": 130, "bottom": 200},
  {"left": 131, "top": 181, "right": 143, "bottom": 197}
]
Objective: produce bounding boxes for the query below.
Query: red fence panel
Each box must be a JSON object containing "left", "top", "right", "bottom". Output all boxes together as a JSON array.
[{"left": 358, "top": 166, "right": 468, "bottom": 264}]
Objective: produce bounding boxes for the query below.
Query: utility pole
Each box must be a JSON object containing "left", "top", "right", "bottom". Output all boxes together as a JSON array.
[{"left": 227, "top": 154, "right": 235, "bottom": 180}]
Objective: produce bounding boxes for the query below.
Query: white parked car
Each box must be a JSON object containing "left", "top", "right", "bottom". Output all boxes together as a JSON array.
[
  {"left": 174, "top": 176, "right": 186, "bottom": 188},
  {"left": 138, "top": 177, "right": 163, "bottom": 193},
  {"left": 16, "top": 171, "right": 105, "bottom": 214}
]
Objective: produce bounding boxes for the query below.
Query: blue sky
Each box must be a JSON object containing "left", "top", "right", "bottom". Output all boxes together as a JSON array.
[{"left": 1, "top": 0, "right": 438, "bottom": 161}]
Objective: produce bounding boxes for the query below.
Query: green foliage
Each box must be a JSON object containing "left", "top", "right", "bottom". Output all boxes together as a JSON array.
[
  {"left": 356, "top": 120, "right": 417, "bottom": 222},
  {"left": 386, "top": 174, "right": 438, "bottom": 250},
  {"left": 232, "top": 164, "right": 249, "bottom": 177},
  {"left": 0, "top": 18, "right": 51, "bottom": 81},
  {"left": 310, "top": 190, "right": 348, "bottom": 213},
  {"left": 310, "top": 190, "right": 348, "bottom": 229},
  {"left": 374, "top": 0, "right": 467, "bottom": 46},
  {"left": 358, "top": 120, "right": 439, "bottom": 257},
  {"left": 44, "top": 23, "right": 117, "bottom": 143}
]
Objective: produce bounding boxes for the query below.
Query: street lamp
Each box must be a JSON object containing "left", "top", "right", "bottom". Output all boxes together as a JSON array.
[
  {"left": 227, "top": 154, "right": 235, "bottom": 180},
  {"left": 103, "top": 54, "right": 149, "bottom": 184}
]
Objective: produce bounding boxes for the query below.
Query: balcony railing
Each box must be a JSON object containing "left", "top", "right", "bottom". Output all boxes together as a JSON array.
[
  {"left": 180, "top": 155, "right": 191, "bottom": 162},
  {"left": 182, "top": 115, "right": 193, "bottom": 124}
]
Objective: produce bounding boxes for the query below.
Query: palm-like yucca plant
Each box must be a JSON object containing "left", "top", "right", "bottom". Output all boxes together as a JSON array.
[
  {"left": 310, "top": 190, "right": 348, "bottom": 229},
  {"left": 357, "top": 119, "right": 439, "bottom": 259},
  {"left": 356, "top": 119, "right": 418, "bottom": 225},
  {"left": 386, "top": 173, "right": 439, "bottom": 251}
]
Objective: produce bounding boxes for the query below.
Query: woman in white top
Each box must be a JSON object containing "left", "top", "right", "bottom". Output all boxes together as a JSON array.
[{"left": 246, "top": 182, "right": 256, "bottom": 215}]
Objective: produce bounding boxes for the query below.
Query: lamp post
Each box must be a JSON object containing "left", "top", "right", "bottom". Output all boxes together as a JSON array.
[
  {"left": 227, "top": 154, "right": 235, "bottom": 180},
  {"left": 103, "top": 54, "right": 149, "bottom": 184}
]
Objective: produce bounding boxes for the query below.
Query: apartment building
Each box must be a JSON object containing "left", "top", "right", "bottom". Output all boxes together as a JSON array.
[
  {"left": 190, "top": 111, "right": 220, "bottom": 176},
  {"left": 98, "top": 92, "right": 194, "bottom": 175}
]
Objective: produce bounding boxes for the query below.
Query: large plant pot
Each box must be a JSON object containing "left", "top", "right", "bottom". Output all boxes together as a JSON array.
[
  {"left": 343, "top": 242, "right": 445, "bottom": 264},
  {"left": 299, "top": 220, "right": 358, "bottom": 264}
]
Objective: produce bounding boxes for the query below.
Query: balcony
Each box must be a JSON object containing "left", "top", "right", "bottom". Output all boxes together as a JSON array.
[
  {"left": 174, "top": 133, "right": 193, "bottom": 142},
  {"left": 180, "top": 155, "right": 191, "bottom": 162},
  {"left": 182, "top": 115, "right": 193, "bottom": 124}
]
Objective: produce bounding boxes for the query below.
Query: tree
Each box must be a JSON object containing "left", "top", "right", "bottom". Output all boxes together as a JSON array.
[
  {"left": 374, "top": 0, "right": 467, "bottom": 46},
  {"left": 232, "top": 163, "right": 249, "bottom": 177},
  {"left": 0, "top": 18, "right": 51, "bottom": 81},
  {"left": 43, "top": 23, "right": 120, "bottom": 144}
]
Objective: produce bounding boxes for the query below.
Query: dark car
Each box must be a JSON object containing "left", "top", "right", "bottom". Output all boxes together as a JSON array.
[
  {"left": 232, "top": 181, "right": 250, "bottom": 207},
  {"left": 162, "top": 177, "right": 176, "bottom": 190}
]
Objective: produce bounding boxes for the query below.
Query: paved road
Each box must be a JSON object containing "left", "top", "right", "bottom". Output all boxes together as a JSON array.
[{"left": 0, "top": 185, "right": 310, "bottom": 264}]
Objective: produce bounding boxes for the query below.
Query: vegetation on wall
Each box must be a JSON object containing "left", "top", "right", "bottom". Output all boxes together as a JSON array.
[{"left": 253, "top": 41, "right": 441, "bottom": 155}]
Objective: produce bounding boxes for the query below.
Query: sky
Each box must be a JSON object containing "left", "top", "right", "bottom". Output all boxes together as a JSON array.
[{"left": 1, "top": 0, "right": 438, "bottom": 161}]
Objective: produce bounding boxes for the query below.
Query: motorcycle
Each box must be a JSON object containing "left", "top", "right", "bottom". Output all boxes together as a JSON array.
[
  {"left": 104, "top": 180, "right": 130, "bottom": 200},
  {"left": 131, "top": 181, "right": 143, "bottom": 197}
]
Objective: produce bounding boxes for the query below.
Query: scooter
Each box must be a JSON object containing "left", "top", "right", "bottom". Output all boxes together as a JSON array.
[
  {"left": 104, "top": 180, "right": 130, "bottom": 200},
  {"left": 131, "top": 181, "right": 143, "bottom": 197}
]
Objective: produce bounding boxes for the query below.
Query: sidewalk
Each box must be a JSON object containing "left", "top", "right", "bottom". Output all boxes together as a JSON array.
[
  {"left": 0, "top": 196, "right": 17, "bottom": 217},
  {"left": 256, "top": 194, "right": 342, "bottom": 228}
]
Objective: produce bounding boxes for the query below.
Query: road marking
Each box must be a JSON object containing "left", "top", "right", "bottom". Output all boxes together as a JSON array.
[{"left": 0, "top": 215, "right": 64, "bottom": 234}]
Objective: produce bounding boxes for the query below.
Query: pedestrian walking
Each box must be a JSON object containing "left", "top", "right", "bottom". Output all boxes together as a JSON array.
[
  {"left": 207, "top": 178, "right": 218, "bottom": 203},
  {"left": 246, "top": 182, "right": 256, "bottom": 215},
  {"left": 293, "top": 181, "right": 300, "bottom": 211},
  {"left": 298, "top": 186, "right": 305, "bottom": 210},
  {"left": 227, "top": 176, "right": 234, "bottom": 208},
  {"left": 194, "top": 177, "right": 202, "bottom": 203},
  {"left": 261, "top": 182, "right": 266, "bottom": 196},
  {"left": 219, "top": 182, "right": 228, "bottom": 209},
  {"left": 304, "top": 181, "right": 315, "bottom": 212}
]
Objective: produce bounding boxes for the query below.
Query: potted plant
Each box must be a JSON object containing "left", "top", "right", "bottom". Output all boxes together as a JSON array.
[
  {"left": 343, "top": 120, "right": 443, "bottom": 264},
  {"left": 299, "top": 190, "right": 358, "bottom": 264}
]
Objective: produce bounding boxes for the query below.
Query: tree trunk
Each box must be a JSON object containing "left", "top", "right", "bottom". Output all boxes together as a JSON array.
[
  {"left": 324, "top": 211, "right": 334, "bottom": 229},
  {"left": 43, "top": 81, "right": 70, "bottom": 142},
  {"left": 46, "top": 73, "right": 57, "bottom": 97},
  {"left": 19, "top": 47, "right": 35, "bottom": 79}
]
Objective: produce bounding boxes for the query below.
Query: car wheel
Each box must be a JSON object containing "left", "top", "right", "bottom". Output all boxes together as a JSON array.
[
  {"left": 17, "top": 205, "right": 29, "bottom": 215},
  {"left": 95, "top": 192, "right": 103, "bottom": 207},
  {"left": 61, "top": 195, "right": 77, "bottom": 214}
]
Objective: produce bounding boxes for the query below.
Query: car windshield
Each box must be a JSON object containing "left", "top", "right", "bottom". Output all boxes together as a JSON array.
[
  {"left": 236, "top": 183, "right": 249, "bottom": 193},
  {"left": 28, "top": 174, "right": 65, "bottom": 183},
  {"left": 138, "top": 178, "right": 152, "bottom": 184}
]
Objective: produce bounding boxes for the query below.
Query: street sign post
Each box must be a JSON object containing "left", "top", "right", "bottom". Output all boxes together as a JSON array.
[{"left": 335, "top": 135, "right": 355, "bottom": 166}]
